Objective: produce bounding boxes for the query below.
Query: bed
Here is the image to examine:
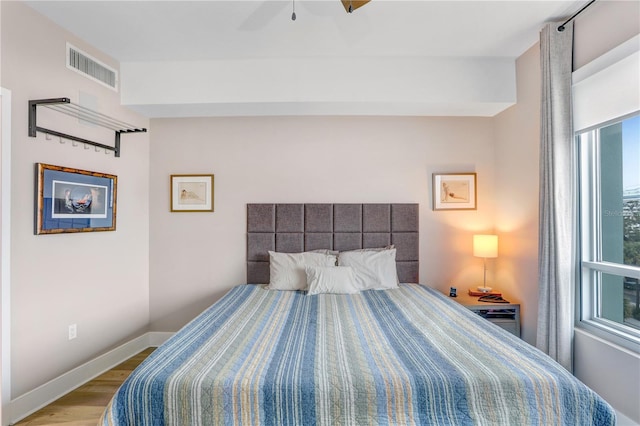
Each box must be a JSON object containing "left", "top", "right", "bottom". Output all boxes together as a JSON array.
[{"left": 101, "top": 204, "right": 615, "bottom": 425}]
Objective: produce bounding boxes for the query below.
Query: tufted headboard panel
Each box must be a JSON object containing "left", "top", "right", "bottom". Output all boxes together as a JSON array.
[{"left": 247, "top": 203, "right": 419, "bottom": 284}]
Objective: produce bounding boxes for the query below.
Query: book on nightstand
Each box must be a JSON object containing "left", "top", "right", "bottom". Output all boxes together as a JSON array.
[{"left": 468, "top": 289, "right": 502, "bottom": 297}]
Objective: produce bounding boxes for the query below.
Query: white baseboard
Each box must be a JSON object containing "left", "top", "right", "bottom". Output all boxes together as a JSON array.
[
  {"left": 617, "top": 410, "right": 640, "bottom": 426},
  {"left": 148, "top": 331, "right": 174, "bottom": 347},
  {"left": 8, "top": 331, "right": 172, "bottom": 425}
]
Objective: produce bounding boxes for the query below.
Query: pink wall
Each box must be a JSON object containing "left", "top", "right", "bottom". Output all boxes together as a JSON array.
[
  {"left": 148, "top": 116, "right": 498, "bottom": 331},
  {"left": 492, "top": 3, "right": 640, "bottom": 420},
  {"left": 1, "top": 2, "right": 150, "bottom": 398},
  {"left": 493, "top": 44, "right": 541, "bottom": 345},
  {"left": 2, "top": 0, "right": 638, "bottom": 420},
  {"left": 571, "top": 2, "right": 640, "bottom": 422},
  {"left": 573, "top": 0, "right": 640, "bottom": 70}
]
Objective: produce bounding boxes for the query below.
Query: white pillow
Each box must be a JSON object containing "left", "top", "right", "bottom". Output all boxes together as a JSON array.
[
  {"left": 350, "top": 245, "right": 394, "bottom": 252},
  {"left": 337, "top": 248, "right": 399, "bottom": 290},
  {"left": 268, "top": 251, "right": 337, "bottom": 291},
  {"left": 309, "top": 248, "right": 340, "bottom": 257},
  {"left": 306, "top": 266, "right": 360, "bottom": 295}
]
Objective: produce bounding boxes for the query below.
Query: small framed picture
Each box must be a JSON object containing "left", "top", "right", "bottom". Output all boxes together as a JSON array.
[
  {"left": 170, "top": 174, "right": 214, "bottom": 212},
  {"left": 35, "top": 163, "right": 117, "bottom": 234},
  {"left": 432, "top": 173, "right": 477, "bottom": 211}
]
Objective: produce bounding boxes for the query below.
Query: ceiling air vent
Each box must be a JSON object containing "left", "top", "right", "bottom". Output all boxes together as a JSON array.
[{"left": 66, "top": 43, "right": 118, "bottom": 91}]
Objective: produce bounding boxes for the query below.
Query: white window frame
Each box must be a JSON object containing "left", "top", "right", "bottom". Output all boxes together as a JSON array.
[
  {"left": 577, "top": 119, "right": 640, "bottom": 350},
  {"left": 574, "top": 35, "right": 640, "bottom": 352}
]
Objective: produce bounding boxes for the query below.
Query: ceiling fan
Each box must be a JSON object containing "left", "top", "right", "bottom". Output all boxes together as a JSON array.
[
  {"left": 240, "top": 0, "right": 372, "bottom": 28},
  {"left": 289, "top": 0, "right": 371, "bottom": 21},
  {"left": 341, "top": 0, "right": 371, "bottom": 13}
]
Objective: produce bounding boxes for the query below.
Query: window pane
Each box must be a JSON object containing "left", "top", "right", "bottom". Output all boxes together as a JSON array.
[
  {"left": 599, "top": 271, "right": 640, "bottom": 330},
  {"left": 599, "top": 115, "right": 640, "bottom": 267}
]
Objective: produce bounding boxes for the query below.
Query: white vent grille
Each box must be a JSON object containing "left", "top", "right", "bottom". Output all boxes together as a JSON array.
[{"left": 66, "top": 43, "right": 118, "bottom": 91}]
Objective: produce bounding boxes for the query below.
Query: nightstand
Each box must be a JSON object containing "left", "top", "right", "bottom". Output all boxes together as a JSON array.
[{"left": 451, "top": 291, "right": 521, "bottom": 338}]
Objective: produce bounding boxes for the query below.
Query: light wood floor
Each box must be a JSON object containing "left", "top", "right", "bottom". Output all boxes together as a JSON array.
[{"left": 14, "top": 348, "right": 155, "bottom": 426}]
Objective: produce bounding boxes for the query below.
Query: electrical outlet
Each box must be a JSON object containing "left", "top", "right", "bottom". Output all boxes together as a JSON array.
[{"left": 68, "top": 324, "right": 77, "bottom": 340}]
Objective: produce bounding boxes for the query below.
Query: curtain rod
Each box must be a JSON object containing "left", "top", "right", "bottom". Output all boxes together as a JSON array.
[{"left": 558, "top": 0, "right": 597, "bottom": 32}]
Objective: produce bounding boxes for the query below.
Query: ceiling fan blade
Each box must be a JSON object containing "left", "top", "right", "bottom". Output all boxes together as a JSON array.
[{"left": 340, "top": 0, "right": 371, "bottom": 13}]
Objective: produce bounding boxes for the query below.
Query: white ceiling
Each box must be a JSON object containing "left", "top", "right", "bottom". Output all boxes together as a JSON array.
[{"left": 24, "top": 0, "right": 583, "bottom": 117}]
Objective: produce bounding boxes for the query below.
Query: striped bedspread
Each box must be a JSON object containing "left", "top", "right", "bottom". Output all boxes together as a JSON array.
[{"left": 101, "top": 284, "right": 615, "bottom": 425}]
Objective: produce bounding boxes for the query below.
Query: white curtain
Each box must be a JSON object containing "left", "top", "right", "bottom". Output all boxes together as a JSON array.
[{"left": 536, "top": 21, "right": 575, "bottom": 372}]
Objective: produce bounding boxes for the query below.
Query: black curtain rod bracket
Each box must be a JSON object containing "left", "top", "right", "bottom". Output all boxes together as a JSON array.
[
  {"left": 28, "top": 97, "right": 147, "bottom": 158},
  {"left": 558, "top": 0, "right": 597, "bottom": 32}
]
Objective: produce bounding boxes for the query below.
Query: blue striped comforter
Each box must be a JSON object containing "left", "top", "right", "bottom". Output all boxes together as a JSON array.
[{"left": 101, "top": 284, "right": 615, "bottom": 425}]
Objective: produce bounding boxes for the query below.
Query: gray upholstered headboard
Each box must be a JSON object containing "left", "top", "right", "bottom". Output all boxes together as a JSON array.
[{"left": 247, "top": 203, "right": 419, "bottom": 284}]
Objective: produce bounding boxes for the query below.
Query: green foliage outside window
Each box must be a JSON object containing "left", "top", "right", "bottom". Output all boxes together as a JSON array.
[
  {"left": 624, "top": 200, "right": 640, "bottom": 267},
  {"left": 623, "top": 200, "right": 640, "bottom": 321}
]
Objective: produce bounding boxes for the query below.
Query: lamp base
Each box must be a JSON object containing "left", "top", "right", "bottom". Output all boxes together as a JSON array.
[{"left": 476, "top": 286, "right": 493, "bottom": 293}]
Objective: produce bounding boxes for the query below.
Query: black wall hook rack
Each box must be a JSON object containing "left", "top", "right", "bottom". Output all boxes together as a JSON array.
[{"left": 28, "top": 97, "right": 147, "bottom": 158}]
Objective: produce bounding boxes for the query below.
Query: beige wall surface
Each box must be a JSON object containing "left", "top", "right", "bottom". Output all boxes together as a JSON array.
[
  {"left": 573, "top": 0, "right": 640, "bottom": 70},
  {"left": 2, "top": 0, "right": 638, "bottom": 418},
  {"left": 1, "top": 2, "right": 150, "bottom": 397},
  {"left": 571, "top": 2, "right": 640, "bottom": 423},
  {"left": 493, "top": 43, "right": 541, "bottom": 345},
  {"left": 148, "top": 116, "right": 498, "bottom": 331}
]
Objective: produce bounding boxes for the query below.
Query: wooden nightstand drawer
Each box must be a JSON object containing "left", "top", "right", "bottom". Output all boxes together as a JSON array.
[
  {"left": 489, "top": 319, "right": 520, "bottom": 336},
  {"left": 449, "top": 291, "right": 521, "bottom": 338}
]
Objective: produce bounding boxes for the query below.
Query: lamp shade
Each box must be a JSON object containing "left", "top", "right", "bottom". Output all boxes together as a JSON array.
[{"left": 473, "top": 235, "right": 498, "bottom": 258}]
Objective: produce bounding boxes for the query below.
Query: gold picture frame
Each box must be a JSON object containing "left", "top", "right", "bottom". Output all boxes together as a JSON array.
[
  {"left": 170, "top": 174, "right": 214, "bottom": 212},
  {"left": 432, "top": 173, "right": 477, "bottom": 210},
  {"left": 35, "top": 163, "right": 117, "bottom": 234}
]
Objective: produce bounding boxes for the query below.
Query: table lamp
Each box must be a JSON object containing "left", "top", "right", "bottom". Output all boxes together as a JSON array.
[{"left": 473, "top": 234, "right": 498, "bottom": 292}]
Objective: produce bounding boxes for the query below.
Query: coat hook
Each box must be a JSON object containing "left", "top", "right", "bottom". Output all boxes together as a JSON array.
[{"left": 45, "top": 133, "right": 52, "bottom": 141}]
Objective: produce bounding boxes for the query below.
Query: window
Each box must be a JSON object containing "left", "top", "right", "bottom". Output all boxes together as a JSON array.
[
  {"left": 578, "top": 114, "right": 640, "bottom": 348},
  {"left": 574, "top": 35, "right": 640, "bottom": 350}
]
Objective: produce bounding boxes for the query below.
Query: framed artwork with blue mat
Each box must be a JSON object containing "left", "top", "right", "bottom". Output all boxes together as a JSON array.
[{"left": 35, "top": 163, "right": 117, "bottom": 234}]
